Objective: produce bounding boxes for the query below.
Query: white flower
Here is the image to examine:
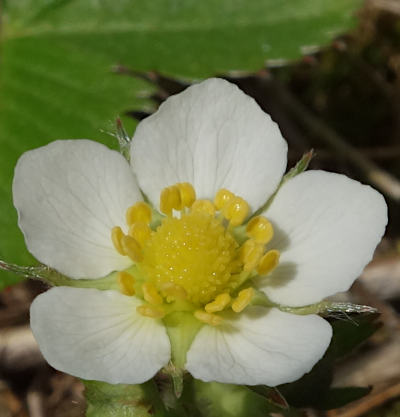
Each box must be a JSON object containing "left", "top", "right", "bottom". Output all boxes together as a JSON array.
[{"left": 13, "top": 79, "right": 387, "bottom": 387}]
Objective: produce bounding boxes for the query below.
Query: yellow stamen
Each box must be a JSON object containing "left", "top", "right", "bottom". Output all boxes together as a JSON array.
[
  {"left": 239, "top": 239, "right": 264, "bottom": 271},
  {"left": 126, "top": 202, "right": 152, "bottom": 226},
  {"left": 214, "top": 188, "right": 234, "bottom": 210},
  {"left": 129, "top": 221, "right": 151, "bottom": 246},
  {"left": 194, "top": 310, "right": 223, "bottom": 326},
  {"left": 121, "top": 235, "right": 143, "bottom": 262},
  {"left": 160, "top": 185, "right": 181, "bottom": 215},
  {"left": 177, "top": 182, "right": 196, "bottom": 208},
  {"left": 111, "top": 226, "right": 126, "bottom": 255},
  {"left": 191, "top": 199, "right": 216, "bottom": 216},
  {"left": 160, "top": 283, "right": 187, "bottom": 301},
  {"left": 117, "top": 271, "right": 136, "bottom": 296},
  {"left": 246, "top": 216, "right": 274, "bottom": 244},
  {"left": 257, "top": 250, "right": 280, "bottom": 275},
  {"left": 232, "top": 287, "right": 254, "bottom": 313},
  {"left": 222, "top": 196, "right": 249, "bottom": 226},
  {"left": 142, "top": 283, "right": 163, "bottom": 305},
  {"left": 137, "top": 304, "right": 165, "bottom": 319},
  {"left": 205, "top": 293, "right": 231, "bottom": 313}
]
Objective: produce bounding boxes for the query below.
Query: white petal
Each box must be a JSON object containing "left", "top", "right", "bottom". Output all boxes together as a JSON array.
[
  {"left": 13, "top": 140, "right": 142, "bottom": 278},
  {"left": 261, "top": 170, "right": 387, "bottom": 306},
  {"left": 131, "top": 78, "right": 287, "bottom": 212},
  {"left": 30, "top": 287, "right": 171, "bottom": 384},
  {"left": 186, "top": 307, "right": 331, "bottom": 386}
]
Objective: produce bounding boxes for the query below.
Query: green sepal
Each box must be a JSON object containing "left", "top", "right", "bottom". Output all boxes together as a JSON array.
[
  {"left": 161, "top": 362, "right": 185, "bottom": 399},
  {"left": 115, "top": 117, "right": 132, "bottom": 161},
  {"left": 163, "top": 312, "right": 202, "bottom": 370},
  {"left": 0, "top": 259, "right": 122, "bottom": 290},
  {"left": 254, "top": 149, "right": 314, "bottom": 216},
  {"left": 246, "top": 386, "right": 289, "bottom": 409},
  {"left": 83, "top": 380, "right": 169, "bottom": 417},
  {"left": 282, "top": 149, "right": 314, "bottom": 183},
  {"left": 278, "top": 301, "right": 377, "bottom": 316}
]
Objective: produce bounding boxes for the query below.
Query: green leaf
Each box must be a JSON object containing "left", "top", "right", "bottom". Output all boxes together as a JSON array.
[
  {"left": 0, "top": 0, "right": 362, "bottom": 288},
  {"left": 328, "top": 313, "right": 381, "bottom": 359}
]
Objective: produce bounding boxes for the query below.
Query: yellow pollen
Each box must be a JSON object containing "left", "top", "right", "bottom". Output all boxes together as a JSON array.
[
  {"left": 126, "top": 202, "right": 152, "bottom": 226},
  {"left": 232, "top": 287, "right": 254, "bottom": 313},
  {"left": 137, "top": 304, "right": 165, "bottom": 319},
  {"left": 205, "top": 293, "right": 231, "bottom": 313},
  {"left": 214, "top": 188, "right": 235, "bottom": 210},
  {"left": 191, "top": 199, "right": 216, "bottom": 216},
  {"left": 111, "top": 226, "right": 126, "bottom": 256},
  {"left": 139, "top": 210, "right": 239, "bottom": 304},
  {"left": 194, "top": 310, "right": 223, "bottom": 326},
  {"left": 142, "top": 283, "right": 163, "bottom": 305},
  {"left": 257, "top": 250, "right": 280, "bottom": 275},
  {"left": 177, "top": 182, "right": 196, "bottom": 208},
  {"left": 246, "top": 216, "right": 274, "bottom": 244},
  {"left": 160, "top": 185, "right": 181, "bottom": 215},
  {"left": 121, "top": 235, "right": 143, "bottom": 262},
  {"left": 222, "top": 196, "right": 249, "bottom": 226},
  {"left": 129, "top": 221, "right": 151, "bottom": 246},
  {"left": 239, "top": 239, "right": 265, "bottom": 271},
  {"left": 117, "top": 271, "right": 136, "bottom": 296}
]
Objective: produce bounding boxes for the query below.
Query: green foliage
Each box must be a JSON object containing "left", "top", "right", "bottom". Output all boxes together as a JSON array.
[
  {"left": 0, "top": 0, "right": 361, "bottom": 288},
  {"left": 328, "top": 312, "right": 381, "bottom": 359}
]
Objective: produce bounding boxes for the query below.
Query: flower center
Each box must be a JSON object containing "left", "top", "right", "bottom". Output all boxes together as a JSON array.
[
  {"left": 140, "top": 210, "right": 240, "bottom": 305},
  {"left": 111, "top": 183, "right": 280, "bottom": 326}
]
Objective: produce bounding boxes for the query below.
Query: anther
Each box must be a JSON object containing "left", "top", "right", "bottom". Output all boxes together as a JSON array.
[
  {"left": 126, "top": 202, "right": 152, "bottom": 226},
  {"left": 205, "top": 293, "right": 231, "bottom": 313},
  {"left": 177, "top": 182, "right": 196, "bottom": 208},
  {"left": 111, "top": 226, "right": 126, "bottom": 255},
  {"left": 257, "top": 250, "right": 280, "bottom": 275},
  {"left": 214, "top": 189, "right": 234, "bottom": 210},
  {"left": 121, "top": 235, "right": 143, "bottom": 262},
  {"left": 232, "top": 287, "right": 254, "bottom": 313},
  {"left": 160, "top": 185, "right": 182, "bottom": 215},
  {"left": 117, "top": 271, "right": 136, "bottom": 296},
  {"left": 129, "top": 221, "right": 151, "bottom": 246},
  {"left": 239, "top": 239, "right": 265, "bottom": 271},
  {"left": 246, "top": 216, "right": 274, "bottom": 244},
  {"left": 194, "top": 310, "right": 223, "bottom": 326},
  {"left": 222, "top": 196, "right": 249, "bottom": 226},
  {"left": 191, "top": 199, "right": 216, "bottom": 216},
  {"left": 142, "top": 283, "right": 163, "bottom": 305},
  {"left": 137, "top": 304, "right": 165, "bottom": 319}
]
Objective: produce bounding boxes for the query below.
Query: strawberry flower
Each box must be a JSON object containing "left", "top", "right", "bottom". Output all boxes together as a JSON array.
[{"left": 13, "top": 79, "right": 387, "bottom": 386}]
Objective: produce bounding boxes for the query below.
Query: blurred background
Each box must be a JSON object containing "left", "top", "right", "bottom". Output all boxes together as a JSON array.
[{"left": 0, "top": 0, "right": 400, "bottom": 416}]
